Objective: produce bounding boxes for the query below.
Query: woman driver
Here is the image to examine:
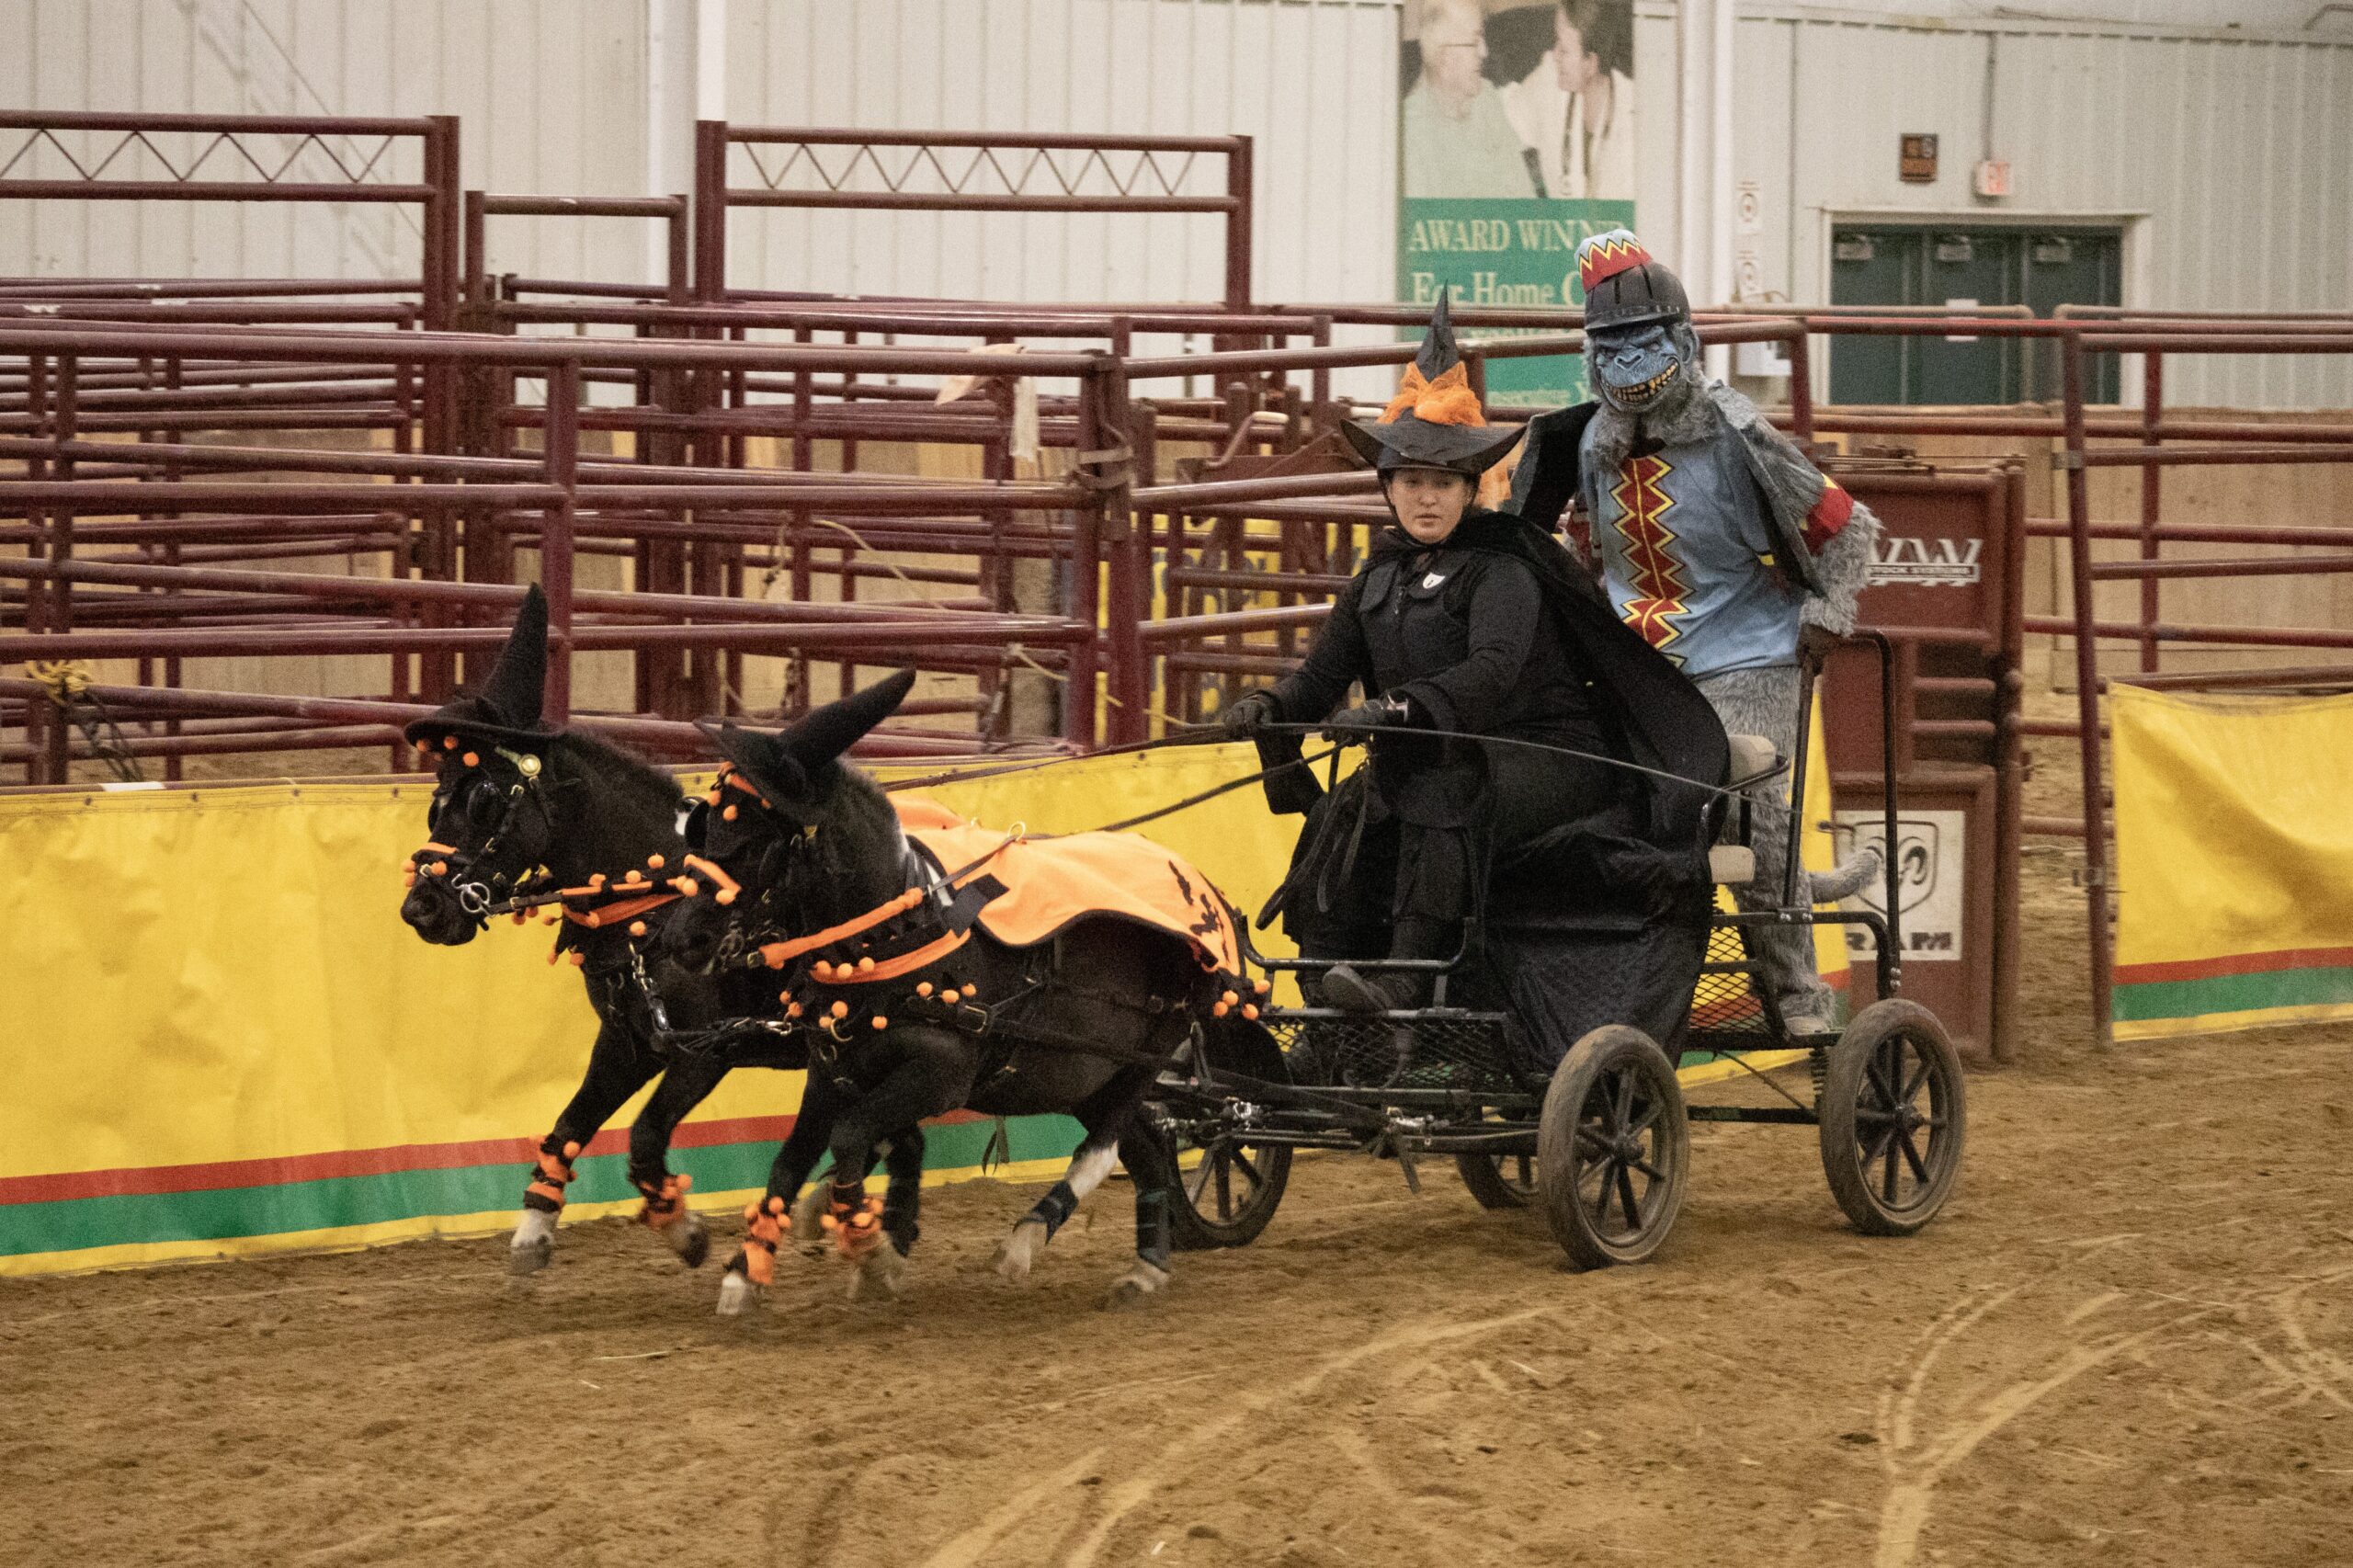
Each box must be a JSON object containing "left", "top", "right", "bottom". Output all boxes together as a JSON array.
[{"left": 1219, "top": 297, "right": 1726, "bottom": 1015}]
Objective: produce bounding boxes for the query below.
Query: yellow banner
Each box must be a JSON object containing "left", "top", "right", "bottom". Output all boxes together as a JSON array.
[
  {"left": 2111, "top": 685, "right": 2353, "bottom": 1040},
  {"left": 0, "top": 749, "right": 1296, "bottom": 1275},
  {"left": 0, "top": 738, "right": 1841, "bottom": 1276}
]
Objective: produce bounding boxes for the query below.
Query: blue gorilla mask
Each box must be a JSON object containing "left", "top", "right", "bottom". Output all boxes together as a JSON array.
[{"left": 1586, "top": 321, "right": 1690, "bottom": 414}]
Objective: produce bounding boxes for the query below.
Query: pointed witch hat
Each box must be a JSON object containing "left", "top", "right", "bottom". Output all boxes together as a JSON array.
[
  {"left": 708, "top": 667, "right": 917, "bottom": 804},
  {"left": 402, "top": 584, "right": 561, "bottom": 746},
  {"left": 1340, "top": 292, "right": 1525, "bottom": 479}
]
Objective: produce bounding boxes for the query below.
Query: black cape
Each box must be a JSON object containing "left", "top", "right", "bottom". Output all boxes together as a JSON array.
[
  {"left": 1267, "top": 509, "right": 1731, "bottom": 1065},
  {"left": 1370, "top": 508, "right": 1727, "bottom": 844}
]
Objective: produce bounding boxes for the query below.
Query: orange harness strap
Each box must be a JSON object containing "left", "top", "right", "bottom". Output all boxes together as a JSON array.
[
  {"left": 756, "top": 833, "right": 1020, "bottom": 971},
  {"left": 757, "top": 887, "right": 926, "bottom": 970},
  {"left": 681, "top": 853, "right": 743, "bottom": 905},
  {"left": 806, "top": 928, "right": 971, "bottom": 986},
  {"left": 564, "top": 892, "right": 680, "bottom": 930}
]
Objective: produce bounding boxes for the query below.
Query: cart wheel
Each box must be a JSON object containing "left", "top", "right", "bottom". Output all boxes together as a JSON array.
[
  {"left": 1455, "top": 1149, "right": 1539, "bottom": 1210},
  {"left": 1536, "top": 1026, "right": 1689, "bottom": 1269},
  {"left": 1163, "top": 1019, "right": 1293, "bottom": 1252},
  {"left": 1817, "top": 1000, "right": 1966, "bottom": 1237}
]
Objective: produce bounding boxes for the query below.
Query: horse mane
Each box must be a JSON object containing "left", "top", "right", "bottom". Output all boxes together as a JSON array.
[
  {"left": 551, "top": 730, "right": 688, "bottom": 835},
  {"left": 798, "top": 761, "right": 908, "bottom": 913}
]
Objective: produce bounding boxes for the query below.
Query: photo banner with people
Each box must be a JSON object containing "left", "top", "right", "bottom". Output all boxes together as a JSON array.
[{"left": 1398, "top": 0, "right": 1635, "bottom": 406}]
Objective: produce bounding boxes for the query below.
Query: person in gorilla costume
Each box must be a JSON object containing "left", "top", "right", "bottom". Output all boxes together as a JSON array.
[{"left": 1509, "top": 228, "right": 1880, "bottom": 1030}]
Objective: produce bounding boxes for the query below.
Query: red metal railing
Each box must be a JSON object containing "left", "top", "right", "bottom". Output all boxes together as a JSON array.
[{"left": 6, "top": 117, "right": 2353, "bottom": 1054}]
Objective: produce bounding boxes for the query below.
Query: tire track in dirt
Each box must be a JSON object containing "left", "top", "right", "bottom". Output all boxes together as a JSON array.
[
  {"left": 1869, "top": 1261, "right": 2353, "bottom": 1568},
  {"left": 1059, "top": 1303, "right": 1559, "bottom": 1567},
  {"left": 916, "top": 1448, "right": 1108, "bottom": 1568}
]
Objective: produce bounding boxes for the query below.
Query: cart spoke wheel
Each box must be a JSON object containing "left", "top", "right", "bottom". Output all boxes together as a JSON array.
[
  {"left": 1456, "top": 1143, "right": 1540, "bottom": 1210},
  {"left": 1154, "top": 1022, "right": 1293, "bottom": 1251},
  {"left": 1818, "top": 1000, "right": 1968, "bottom": 1238},
  {"left": 1537, "top": 1027, "right": 1689, "bottom": 1270}
]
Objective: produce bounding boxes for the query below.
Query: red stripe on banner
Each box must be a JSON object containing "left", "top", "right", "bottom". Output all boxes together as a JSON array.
[
  {"left": 0, "top": 1108, "right": 995, "bottom": 1208},
  {"left": 2114, "top": 946, "right": 2353, "bottom": 986}
]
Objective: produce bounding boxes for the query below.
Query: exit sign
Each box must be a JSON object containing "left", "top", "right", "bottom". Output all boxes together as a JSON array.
[{"left": 1900, "top": 133, "right": 1938, "bottom": 183}]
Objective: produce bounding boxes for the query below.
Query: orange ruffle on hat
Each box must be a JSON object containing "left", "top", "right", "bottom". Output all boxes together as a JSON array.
[
  {"left": 1339, "top": 292, "right": 1525, "bottom": 477},
  {"left": 1379, "top": 360, "right": 1486, "bottom": 428}
]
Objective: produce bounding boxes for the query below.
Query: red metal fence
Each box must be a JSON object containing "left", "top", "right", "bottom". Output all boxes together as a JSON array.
[{"left": 5, "top": 115, "right": 2351, "bottom": 1045}]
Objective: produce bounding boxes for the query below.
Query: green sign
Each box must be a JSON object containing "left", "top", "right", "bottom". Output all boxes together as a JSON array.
[{"left": 1398, "top": 197, "right": 1635, "bottom": 408}]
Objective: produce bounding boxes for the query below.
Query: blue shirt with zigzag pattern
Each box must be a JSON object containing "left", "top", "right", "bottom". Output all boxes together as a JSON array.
[{"left": 1579, "top": 432, "right": 1802, "bottom": 679}]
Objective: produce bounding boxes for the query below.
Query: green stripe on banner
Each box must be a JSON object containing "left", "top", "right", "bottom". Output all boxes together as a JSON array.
[
  {"left": 2111, "top": 963, "right": 2353, "bottom": 1024},
  {"left": 0, "top": 1114, "right": 1083, "bottom": 1261}
]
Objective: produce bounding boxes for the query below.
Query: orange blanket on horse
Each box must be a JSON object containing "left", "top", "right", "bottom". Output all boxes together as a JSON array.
[{"left": 894, "top": 798, "right": 1245, "bottom": 977}]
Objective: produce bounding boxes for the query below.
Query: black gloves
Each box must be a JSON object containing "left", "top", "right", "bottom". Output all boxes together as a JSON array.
[
  {"left": 1217, "top": 689, "right": 1279, "bottom": 739},
  {"left": 1321, "top": 694, "right": 1415, "bottom": 742},
  {"left": 1222, "top": 688, "right": 1418, "bottom": 743}
]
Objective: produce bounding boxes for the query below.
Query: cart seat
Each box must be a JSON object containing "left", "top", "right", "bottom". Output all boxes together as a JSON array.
[
  {"left": 1710, "top": 845, "right": 1756, "bottom": 885},
  {"left": 1725, "top": 733, "right": 1779, "bottom": 789},
  {"left": 1710, "top": 733, "right": 1779, "bottom": 886}
]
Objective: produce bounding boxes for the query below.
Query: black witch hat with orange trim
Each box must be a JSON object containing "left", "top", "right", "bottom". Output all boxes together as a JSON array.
[
  {"left": 401, "top": 584, "right": 561, "bottom": 746},
  {"left": 1340, "top": 293, "right": 1525, "bottom": 479}
]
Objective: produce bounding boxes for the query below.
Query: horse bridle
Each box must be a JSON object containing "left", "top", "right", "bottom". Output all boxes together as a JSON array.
[
  {"left": 683, "top": 783, "right": 816, "bottom": 971},
  {"left": 411, "top": 746, "right": 564, "bottom": 923}
]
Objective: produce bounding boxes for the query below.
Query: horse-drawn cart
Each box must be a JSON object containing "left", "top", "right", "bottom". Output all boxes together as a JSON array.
[{"left": 1149, "top": 635, "right": 1968, "bottom": 1269}]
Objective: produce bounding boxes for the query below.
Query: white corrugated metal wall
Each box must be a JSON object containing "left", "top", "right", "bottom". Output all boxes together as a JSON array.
[
  {"left": 1745, "top": 6, "right": 2353, "bottom": 406},
  {"left": 0, "top": 0, "right": 650, "bottom": 289},
  {"left": 721, "top": 0, "right": 1398, "bottom": 309},
  {"left": 2, "top": 1, "right": 2348, "bottom": 405}
]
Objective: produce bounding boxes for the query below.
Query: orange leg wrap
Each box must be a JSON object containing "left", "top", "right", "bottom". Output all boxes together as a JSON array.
[
  {"left": 634, "top": 1172, "right": 695, "bottom": 1232},
  {"left": 740, "top": 1196, "right": 789, "bottom": 1287},
  {"left": 524, "top": 1141, "right": 583, "bottom": 1212},
  {"left": 831, "top": 1194, "right": 888, "bottom": 1260}
]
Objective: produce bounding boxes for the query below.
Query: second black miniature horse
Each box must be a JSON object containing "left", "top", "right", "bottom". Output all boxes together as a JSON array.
[{"left": 665, "top": 671, "right": 1250, "bottom": 1312}]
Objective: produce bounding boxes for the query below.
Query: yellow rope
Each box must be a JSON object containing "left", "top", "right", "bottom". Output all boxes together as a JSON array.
[
  {"left": 26, "top": 659, "right": 94, "bottom": 706},
  {"left": 762, "top": 516, "right": 956, "bottom": 610}
]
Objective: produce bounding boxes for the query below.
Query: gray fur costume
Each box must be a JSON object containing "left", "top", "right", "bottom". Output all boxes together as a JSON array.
[{"left": 1582, "top": 336, "right": 1881, "bottom": 1023}]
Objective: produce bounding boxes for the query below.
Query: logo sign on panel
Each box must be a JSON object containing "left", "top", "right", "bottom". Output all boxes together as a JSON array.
[
  {"left": 1870, "top": 535, "right": 1983, "bottom": 588},
  {"left": 1834, "top": 809, "right": 1966, "bottom": 962}
]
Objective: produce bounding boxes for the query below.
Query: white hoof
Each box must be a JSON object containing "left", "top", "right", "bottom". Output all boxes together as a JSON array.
[
  {"left": 716, "top": 1271, "right": 760, "bottom": 1318},
  {"left": 1102, "top": 1259, "right": 1172, "bottom": 1310},
  {"left": 790, "top": 1186, "right": 831, "bottom": 1256},
  {"left": 508, "top": 1210, "right": 557, "bottom": 1276},
  {"left": 849, "top": 1244, "right": 909, "bottom": 1302},
  {"left": 992, "top": 1219, "right": 1048, "bottom": 1283},
  {"left": 664, "top": 1212, "right": 710, "bottom": 1268}
]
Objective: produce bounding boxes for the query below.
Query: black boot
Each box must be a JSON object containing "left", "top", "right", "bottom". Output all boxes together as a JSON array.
[
  {"left": 1317, "top": 919, "right": 1458, "bottom": 1013},
  {"left": 1319, "top": 963, "right": 1422, "bottom": 1014}
]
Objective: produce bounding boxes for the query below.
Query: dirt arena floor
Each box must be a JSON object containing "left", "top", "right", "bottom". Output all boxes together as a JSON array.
[{"left": 9, "top": 767, "right": 2353, "bottom": 1566}]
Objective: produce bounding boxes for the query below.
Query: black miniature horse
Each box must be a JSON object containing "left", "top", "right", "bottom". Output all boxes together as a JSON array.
[
  {"left": 393, "top": 586, "right": 921, "bottom": 1284},
  {"left": 665, "top": 671, "right": 1229, "bottom": 1312}
]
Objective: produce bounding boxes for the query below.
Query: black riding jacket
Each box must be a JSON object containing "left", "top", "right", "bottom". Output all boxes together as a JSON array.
[{"left": 1268, "top": 510, "right": 1602, "bottom": 748}]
